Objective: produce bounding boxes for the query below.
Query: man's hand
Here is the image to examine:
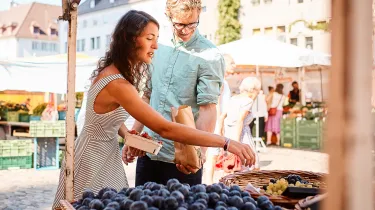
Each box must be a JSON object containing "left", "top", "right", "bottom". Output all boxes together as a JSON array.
[
  {"left": 176, "top": 164, "right": 196, "bottom": 175},
  {"left": 264, "top": 117, "right": 268, "bottom": 122}
]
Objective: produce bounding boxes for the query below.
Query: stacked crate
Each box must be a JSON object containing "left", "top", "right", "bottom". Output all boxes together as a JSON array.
[
  {"left": 30, "top": 121, "right": 66, "bottom": 137},
  {"left": 30, "top": 121, "right": 64, "bottom": 170},
  {"left": 280, "top": 118, "right": 296, "bottom": 148},
  {"left": 296, "top": 119, "right": 322, "bottom": 150},
  {"left": 0, "top": 139, "right": 33, "bottom": 170}
]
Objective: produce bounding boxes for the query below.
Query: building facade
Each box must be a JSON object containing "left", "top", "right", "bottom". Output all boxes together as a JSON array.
[
  {"left": 0, "top": 2, "right": 61, "bottom": 59},
  {"left": 59, "top": 0, "right": 171, "bottom": 58},
  {"left": 199, "top": 0, "right": 331, "bottom": 53}
]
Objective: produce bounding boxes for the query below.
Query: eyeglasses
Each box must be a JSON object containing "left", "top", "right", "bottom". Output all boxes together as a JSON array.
[{"left": 169, "top": 17, "right": 199, "bottom": 30}]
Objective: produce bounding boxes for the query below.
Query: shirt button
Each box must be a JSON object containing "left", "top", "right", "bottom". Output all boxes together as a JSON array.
[{"left": 168, "top": 65, "right": 173, "bottom": 68}]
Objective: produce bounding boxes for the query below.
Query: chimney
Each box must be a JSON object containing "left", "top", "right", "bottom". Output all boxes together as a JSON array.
[{"left": 10, "top": 0, "right": 18, "bottom": 8}]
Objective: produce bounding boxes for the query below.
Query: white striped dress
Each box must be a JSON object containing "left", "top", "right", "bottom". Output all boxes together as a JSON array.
[{"left": 52, "top": 74, "right": 129, "bottom": 209}]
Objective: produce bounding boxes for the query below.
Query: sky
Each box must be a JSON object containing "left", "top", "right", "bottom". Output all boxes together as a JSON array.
[{"left": 0, "top": 0, "right": 87, "bottom": 11}]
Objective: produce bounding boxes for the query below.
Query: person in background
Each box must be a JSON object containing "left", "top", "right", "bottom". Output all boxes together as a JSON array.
[
  {"left": 218, "top": 77, "right": 262, "bottom": 170},
  {"left": 266, "top": 86, "right": 274, "bottom": 109},
  {"left": 288, "top": 81, "right": 300, "bottom": 106},
  {"left": 204, "top": 54, "right": 235, "bottom": 184},
  {"left": 265, "top": 84, "right": 286, "bottom": 145},
  {"left": 250, "top": 89, "right": 268, "bottom": 140}
]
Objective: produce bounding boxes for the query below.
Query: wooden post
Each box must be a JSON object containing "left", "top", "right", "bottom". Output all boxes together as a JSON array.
[
  {"left": 59, "top": 0, "right": 79, "bottom": 202},
  {"left": 324, "top": 0, "right": 374, "bottom": 209}
]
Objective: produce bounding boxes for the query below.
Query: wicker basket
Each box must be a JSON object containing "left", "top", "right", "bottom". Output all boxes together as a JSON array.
[{"left": 219, "top": 170, "right": 327, "bottom": 209}]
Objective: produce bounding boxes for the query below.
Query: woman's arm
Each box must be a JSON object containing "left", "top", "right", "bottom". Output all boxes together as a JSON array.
[{"left": 106, "top": 79, "right": 255, "bottom": 166}]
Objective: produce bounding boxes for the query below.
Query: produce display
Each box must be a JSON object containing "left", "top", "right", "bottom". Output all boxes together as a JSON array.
[
  {"left": 71, "top": 179, "right": 283, "bottom": 210},
  {"left": 261, "top": 174, "right": 319, "bottom": 196}
]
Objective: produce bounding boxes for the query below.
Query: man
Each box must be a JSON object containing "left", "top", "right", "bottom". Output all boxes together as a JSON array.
[
  {"left": 288, "top": 81, "right": 300, "bottom": 106},
  {"left": 128, "top": 0, "right": 225, "bottom": 186}
]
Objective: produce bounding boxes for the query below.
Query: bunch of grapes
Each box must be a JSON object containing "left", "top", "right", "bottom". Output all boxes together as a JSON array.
[{"left": 262, "top": 175, "right": 316, "bottom": 196}]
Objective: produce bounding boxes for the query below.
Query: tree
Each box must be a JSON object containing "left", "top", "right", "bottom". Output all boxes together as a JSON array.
[{"left": 216, "top": 0, "right": 242, "bottom": 45}]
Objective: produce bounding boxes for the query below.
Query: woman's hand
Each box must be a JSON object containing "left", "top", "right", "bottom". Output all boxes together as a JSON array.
[
  {"left": 227, "top": 140, "right": 256, "bottom": 167},
  {"left": 121, "top": 145, "right": 145, "bottom": 165}
]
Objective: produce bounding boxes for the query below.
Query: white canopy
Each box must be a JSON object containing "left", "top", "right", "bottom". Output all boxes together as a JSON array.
[
  {"left": 0, "top": 53, "right": 98, "bottom": 93},
  {"left": 218, "top": 35, "right": 331, "bottom": 68}
]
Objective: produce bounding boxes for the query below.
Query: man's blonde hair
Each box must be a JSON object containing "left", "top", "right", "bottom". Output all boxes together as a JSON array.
[{"left": 166, "top": 0, "right": 202, "bottom": 19}]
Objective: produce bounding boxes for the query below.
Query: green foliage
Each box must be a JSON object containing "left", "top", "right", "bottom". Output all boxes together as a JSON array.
[{"left": 216, "top": 0, "right": 242, "bottom": 45}]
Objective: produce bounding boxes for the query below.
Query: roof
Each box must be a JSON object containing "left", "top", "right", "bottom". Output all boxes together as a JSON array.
[
  {"left": 0, "top": 2, "right": 61, "bottom": 41},
  {"left": 78, "top": 0, "right": 147, "bottom": 15}
]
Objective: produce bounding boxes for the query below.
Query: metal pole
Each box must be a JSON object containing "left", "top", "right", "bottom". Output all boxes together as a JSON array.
[
  {"left": 323, "top": 0, "right": 373, "bottom": 209},
  {"left": 59, "top": 0, "right": 79, "bottom": 202}
]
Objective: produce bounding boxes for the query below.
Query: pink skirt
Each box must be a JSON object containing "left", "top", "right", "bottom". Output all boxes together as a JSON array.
[{"left": 265, "top": 110, "right": 283, "bottom": 134}]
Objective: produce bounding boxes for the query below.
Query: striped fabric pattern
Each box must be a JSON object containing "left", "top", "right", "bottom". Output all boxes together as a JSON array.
[{"left": 52, "top": 74, "right": 130, "bottom": 209}]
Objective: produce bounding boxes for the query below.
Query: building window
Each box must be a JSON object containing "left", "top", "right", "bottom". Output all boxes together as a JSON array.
[
  {"left": 49, "top": 43, "right": 57, "bottom": 51},
  {"left": 290, "top": 38, "right": 297, "bottom": 46},
  {"left": 93, "top": 20, "right": 98, "bottom": 26},
  {"left": 90, "top": 0, "right": 95, "bottom": 8},
  {"left": 252, "top": 28, "right": 261, "bottom": 35},
  {"left": 91, "top": 37, "right": 95, "bottom": 50},
  {"left": 50, "top": 28, "right": 57, "bottom": 35},
  {"left": 96, "top": 36, "right": 100, "bottom": 49},
  {"left": 33, "top": 26, "right": 40, "bottom": 34},
  {"left": 305, "top": 37, "right": 313, "bottom": 49},
  {"left": 264, "top": 27, "right": 273, "bottom": 35},
  {"left": 251, "top": 0, "right": 260, "bottom": 5},
  {"left": 298, "top": 0, "right": 303, "bottom": 3},
  {"left": 202, "top": 6, "right": 207, "bottom": 12},
  {"left": 41, "top": 42, "right": 47, "bottom": 51},
  {"left": 32, "top": 41, "right": 39, "bottom": 50},
  {"left": 106, "top": 35, "right": 111, "bottom": 48},
  {"left": 81, "top": 39, "right": 85, "bottom": 51},
  {"left": 264, "top": 0, "right": 272, "bottom": 4},
  {"left": 110, "top": 0, "right": 115, "bottom": 3},
  {"left": 91, "top": 37, "right": 100, "bottom": 50},
  {"left": 277, "top": 26, "right": 286, "bottom": 33},
  {"left": 83, "top": 20, "right": 87, "bottom": 28}
]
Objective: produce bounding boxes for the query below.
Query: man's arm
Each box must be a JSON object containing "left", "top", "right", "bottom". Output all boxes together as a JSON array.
[{"left": 195, "top": 103, "right": 217, "bottom": 158}]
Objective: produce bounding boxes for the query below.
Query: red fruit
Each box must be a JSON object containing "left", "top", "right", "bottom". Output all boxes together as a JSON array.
[{"left": 129, "top": 130, "right": 138, "bottom": 135}]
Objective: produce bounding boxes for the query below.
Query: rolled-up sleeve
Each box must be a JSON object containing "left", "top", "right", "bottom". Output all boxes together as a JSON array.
[{"left": 196, "top": 52, "right": 225, "bottom": 105}]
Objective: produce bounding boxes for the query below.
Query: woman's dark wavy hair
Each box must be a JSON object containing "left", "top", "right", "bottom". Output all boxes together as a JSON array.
[{"left": 92, "top": 10, "right": 159, "bottom": 94}]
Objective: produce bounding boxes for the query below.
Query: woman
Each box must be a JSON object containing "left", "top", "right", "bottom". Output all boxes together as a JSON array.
[
  {"left": 218, "top": 77, "right": 261, "bottom": 171},
  {"left": 52, "top": 10, "right": 255, "bottom": 208},
  {"left": 265, "top": 83, "right": 286, "bottom": 145}
]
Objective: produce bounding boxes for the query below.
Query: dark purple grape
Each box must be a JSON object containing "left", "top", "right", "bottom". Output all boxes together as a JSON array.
[{"left": 129, "top": 201, "right": 147, "bottom": 210}]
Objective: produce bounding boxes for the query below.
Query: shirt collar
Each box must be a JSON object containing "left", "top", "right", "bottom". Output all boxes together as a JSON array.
[{"left": 171, "top": 29, "right": 200, "bottom": 48}]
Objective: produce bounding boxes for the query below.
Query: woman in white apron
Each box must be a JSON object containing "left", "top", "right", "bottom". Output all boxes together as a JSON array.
[{"left": 218, "top": 77, "right": 262, "bottom": 171}]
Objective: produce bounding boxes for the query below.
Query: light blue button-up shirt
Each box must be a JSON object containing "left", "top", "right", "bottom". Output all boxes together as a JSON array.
[{"left": 144, "top": 30, "right": 225, "bottom": 163}]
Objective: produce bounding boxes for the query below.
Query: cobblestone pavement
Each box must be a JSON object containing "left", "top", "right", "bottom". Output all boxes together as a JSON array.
[{"left": 0, "top": 147, "right": 328, "bottom": 210}]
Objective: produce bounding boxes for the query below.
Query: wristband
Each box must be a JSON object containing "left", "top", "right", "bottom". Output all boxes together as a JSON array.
[{"left": 223, "top": 137, "right": 230, "bottom": 151}]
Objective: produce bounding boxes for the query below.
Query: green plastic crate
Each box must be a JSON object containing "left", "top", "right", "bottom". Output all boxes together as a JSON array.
[
  {"left": 296, "top": 120, "right": 321, "bottom": 136},
  {"left": 19, "top": 113, "right": 30, "bottom": 122},
  {"left": 297, "top": 135, "right": 321, "bottom": 150},
  {"left": 7, "top": 111, "right": 19, "bottom": 122},
  {"left": 280, "top": 136, "right": 296, "bottom": 148},
  {"left": 0, "top": 155, "right": 32, "bottom": 170},
  {"left": 0, "top": 140, "right": 33, "bottom": 157}
]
